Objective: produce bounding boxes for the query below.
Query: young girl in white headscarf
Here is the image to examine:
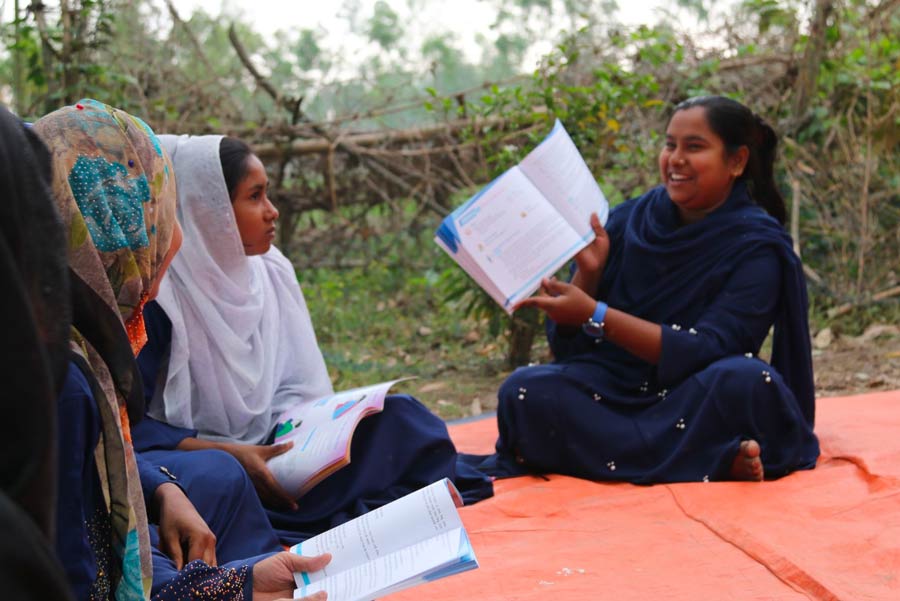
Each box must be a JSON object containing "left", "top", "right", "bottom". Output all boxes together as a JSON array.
[{"left": 133, "top": 135, "right": 492, "bottom": 543}]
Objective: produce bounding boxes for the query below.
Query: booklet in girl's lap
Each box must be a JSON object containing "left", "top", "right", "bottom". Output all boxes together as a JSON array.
[{"left": 266, "top": 378, "right": 413, "bottom": 497}]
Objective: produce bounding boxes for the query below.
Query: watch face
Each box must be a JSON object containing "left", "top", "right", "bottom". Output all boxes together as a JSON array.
[{"left": 583, "top": 319, "right": 604, "bottom": 338}]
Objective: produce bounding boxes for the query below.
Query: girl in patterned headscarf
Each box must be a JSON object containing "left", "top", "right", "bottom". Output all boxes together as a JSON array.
[
  {"left": 35, "top": 100, "right": 329, "bottom": 601},
  {"left": 36, "top": 98, "right": 178, "bottom": 599}
]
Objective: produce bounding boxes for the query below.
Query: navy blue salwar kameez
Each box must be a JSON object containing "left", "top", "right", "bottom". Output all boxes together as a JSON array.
[
  {"left": 134, "top": 301, "right": 493, "bottom": 545},
  {"left": 470, "top": 183, "right": 819, "bottom": 483},
  {"left": 57, "top": 361, "right": 281, "bottom": 600}
]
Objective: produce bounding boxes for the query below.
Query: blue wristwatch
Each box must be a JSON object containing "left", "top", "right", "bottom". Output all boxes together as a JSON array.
[{"left": 582, "top": 301, "right": 608, "bottom": 338}]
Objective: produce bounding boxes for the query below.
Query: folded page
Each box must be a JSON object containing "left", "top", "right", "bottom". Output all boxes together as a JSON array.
[
  {"left": 294, "top": 528, "right": 474, "bottom": 601},
  {"left": 440, "top": 166, "right": 588, "bottom": 310},
  {"left": 267, "top": 380, "right": 406, "bottom": 497},
  {"left": 519, "top": 119, "right": 609, "bottom": 232}
]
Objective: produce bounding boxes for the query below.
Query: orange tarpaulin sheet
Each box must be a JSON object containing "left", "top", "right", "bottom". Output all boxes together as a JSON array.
[{"left": 394, "top": 391, "right": 900, "bottom": 601}]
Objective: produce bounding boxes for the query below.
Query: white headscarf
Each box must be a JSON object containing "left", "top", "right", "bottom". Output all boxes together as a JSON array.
[{"left": 149, "top": 134, "right": 333, "bottom": 443}]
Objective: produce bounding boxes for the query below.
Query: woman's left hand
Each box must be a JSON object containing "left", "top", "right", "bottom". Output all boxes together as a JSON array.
[
  {"left": 252, "top": 551, "right": 331, "bottom": 601},
  {"left": 155, "top": 482, "right": 217, "bottom": 570},
  {"left": 515, "top": 277, "right": 597, "bottom": 326},
  {"left": 573, "top": 213, "right": 610, "bottom": 283}
]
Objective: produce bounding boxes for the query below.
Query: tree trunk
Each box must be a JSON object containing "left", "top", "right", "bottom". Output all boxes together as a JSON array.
[
  {"left": 791, "top": 0, "right": 834, "bottom": 121},
  {"left": 60, "top": 0, "right": 75, "bottom": 103},
  {"left": 506, "top": 309, "right": 540, "bottom": 368},
  {"left": 30, "top": 1, "right": 59, "bottom": 114},
  {"left": 13, "top": 0, "right": 24, "bottom": 114}
]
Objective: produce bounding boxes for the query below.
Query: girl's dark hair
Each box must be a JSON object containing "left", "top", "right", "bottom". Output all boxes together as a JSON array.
[
  {"left": 219, "top": 136, "right": 254, "bottom": 201},
  {"left": 673, "top": 96, "right": 786, "bottom": 224}
]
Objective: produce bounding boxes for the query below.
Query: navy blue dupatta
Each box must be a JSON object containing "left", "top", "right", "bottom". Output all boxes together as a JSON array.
[{"left": 606, "top": 182, "right": 814, "bottom": 423}]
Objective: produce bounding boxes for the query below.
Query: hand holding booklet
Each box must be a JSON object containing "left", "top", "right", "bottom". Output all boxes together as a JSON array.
[
  {"left": 435, "top": 119, "right": 609, "bottom": 313},
  {"left": 290, "top": 478, "right": 477, "bottom": 601},
  {"left": 267, "top": 379, "right": 411, "bottom": 498}
]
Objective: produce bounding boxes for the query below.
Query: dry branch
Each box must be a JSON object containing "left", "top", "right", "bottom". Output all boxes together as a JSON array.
[
  {"left": 227, "top": 23, "right": 277, "bottom": 101},
  {"left": 318, "top": 74, "right": 529, "bottom": 127},
  {"left": 252, "top": 116, "right": 509, "bottom": 159},
  {"left": 827, "top": 285, "right": 900, "bottom": 319},
  {"left": 228, "top": 22, "right": 303, "bottom": 118},
  {"left": 164, "top": 0, "right": 218, "bottom": 83}
]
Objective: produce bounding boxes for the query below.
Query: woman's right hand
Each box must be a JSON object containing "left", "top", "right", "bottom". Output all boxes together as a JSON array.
[
  {"left": 515, "top": 277, "right": 598, "bottom": 326},
  {"left": 252, "top": 551, "right": 331, "bottom": 601},
  {"left": 224, "top": 442, "right": 299, "bottom": 511},
  {"left": 155, "top": 482, "right": 217, "bottom": 570},
  {"left": 572, "top": 213, "right": 610, "bottom": 293}
]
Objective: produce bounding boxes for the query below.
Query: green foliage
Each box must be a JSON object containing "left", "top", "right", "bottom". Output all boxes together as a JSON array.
[
  {"left": 366, "top": 0, "right": 403, "bottom": 51},
  {"left": 675, "top": 0, "right": 714, "bottom": 20},
  {"left": 433, "top": 22, "right": 683, "bottom": 365},
  {"left": 739, "top": 0, "right": 800, "bottom": 33},
  {"left": 432, "top": 0, "right": 899, "bottom": 363},
  {"left": 777, "top": 0, "right": 899, "bottom": 307},
  {"left": 294, "top": 29, "right": 327, "bottom": 72},
  {"left": 295, "top": 201, "right": 519, "bottom": 416},
  {"left": 1, "top": 0, "right": 119, "bottom": 116},
  {"left": 2, "top": 0, "right": 896, "bottom": 386}
]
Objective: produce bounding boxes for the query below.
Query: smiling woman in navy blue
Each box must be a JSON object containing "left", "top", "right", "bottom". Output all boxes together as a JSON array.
[{"left": 467, "top": 96, "right": 819, "bottom": 484}]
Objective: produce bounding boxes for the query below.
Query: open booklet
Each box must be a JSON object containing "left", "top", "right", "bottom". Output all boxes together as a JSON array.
[
  {"left": 267, "top": 379, "right": 411, "bottom": 498},
  {"left": 290, "top": 478, "right": 477, "bottom": 601},
  {"left": 435, "top": 119, "right": 609, "bottom": 313}
]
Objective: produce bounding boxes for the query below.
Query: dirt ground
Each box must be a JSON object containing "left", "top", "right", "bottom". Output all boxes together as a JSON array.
[
  {"left": 810, "top": 324, "right": 900, "bottom": 396},
  {"left": 417, "top": 323, "right": 900, "bottom": 420}
]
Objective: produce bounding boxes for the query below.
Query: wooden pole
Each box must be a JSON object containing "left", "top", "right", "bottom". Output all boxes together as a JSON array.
[{"left": 13, "top": 0, "right": 23, "bottom": 114}]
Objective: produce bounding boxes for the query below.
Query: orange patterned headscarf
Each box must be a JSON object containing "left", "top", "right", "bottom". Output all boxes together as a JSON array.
[{"left": 36, "top": 98, "right": 176, "bottom": 353}]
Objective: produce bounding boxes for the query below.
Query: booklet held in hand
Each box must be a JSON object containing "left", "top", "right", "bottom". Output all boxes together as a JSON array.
[
  {"left": 435, "top": 119, "right": 609, "bottom": 313},
  {"left": 290, "top": 478, "right": 477, "bottom": 601}
]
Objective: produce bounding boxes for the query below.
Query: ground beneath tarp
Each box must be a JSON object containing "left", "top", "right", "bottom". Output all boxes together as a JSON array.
[{"left": 393, "top": 391, "right": 900, "bottom": 601}]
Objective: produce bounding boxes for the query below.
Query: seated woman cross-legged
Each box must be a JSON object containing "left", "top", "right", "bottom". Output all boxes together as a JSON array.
[
  {"left": 133, "top": 134, "right": 492, "bottom": 544},
  {"left": 468, "top": 95, "right": 820, "bottom": 484}
]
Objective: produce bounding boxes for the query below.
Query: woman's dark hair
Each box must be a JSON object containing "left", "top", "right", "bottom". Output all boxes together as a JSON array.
[
  {"left": 219, "top": 136, "right": 254, "bottom": 201},
  {"left": 672, "top": 96, "right": 786, "bottom": 224},
  {"left": 1, "top": 106, "right": 71, "bottom": 541}
]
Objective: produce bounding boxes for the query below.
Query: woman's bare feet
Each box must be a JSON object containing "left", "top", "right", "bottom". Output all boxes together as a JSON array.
[{"left": 730, "top": 440, "right": 764, "bottom": 481}]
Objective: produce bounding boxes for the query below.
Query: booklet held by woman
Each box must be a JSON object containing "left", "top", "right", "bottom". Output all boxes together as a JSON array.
[
  {"left": 290, "top": 478, "right": 477, "bottom": 601},
  {"left": 267, "top": 379, "right": 411, "bottom": 498},
  {"left": 435, "top": 119, "right": 609, "bottom": 313}
]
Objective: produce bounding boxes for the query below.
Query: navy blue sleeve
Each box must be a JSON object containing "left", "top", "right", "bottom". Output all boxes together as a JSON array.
[
  {"left": 657, "top": 248, "right": 782, "bottom": 386},
  {"left": 136, "top": 453, "right": 182, "bottom": 519},
  {"left": 547, "top": 314, "right": 594, "bottom": 360},
  {"left": 56, "top": 362, "right": 102, "bottom": 601},
  {"left": 132, "top": 417, "right": 197, "bottom": 453},
  {"left": 133, "top": 301, "right": 197, "bottom": 453}
]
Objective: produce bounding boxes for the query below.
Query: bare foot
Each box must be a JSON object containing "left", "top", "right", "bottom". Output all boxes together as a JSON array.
[{"left": 730, "top": 440, "right": 764, "bottom": 481}]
